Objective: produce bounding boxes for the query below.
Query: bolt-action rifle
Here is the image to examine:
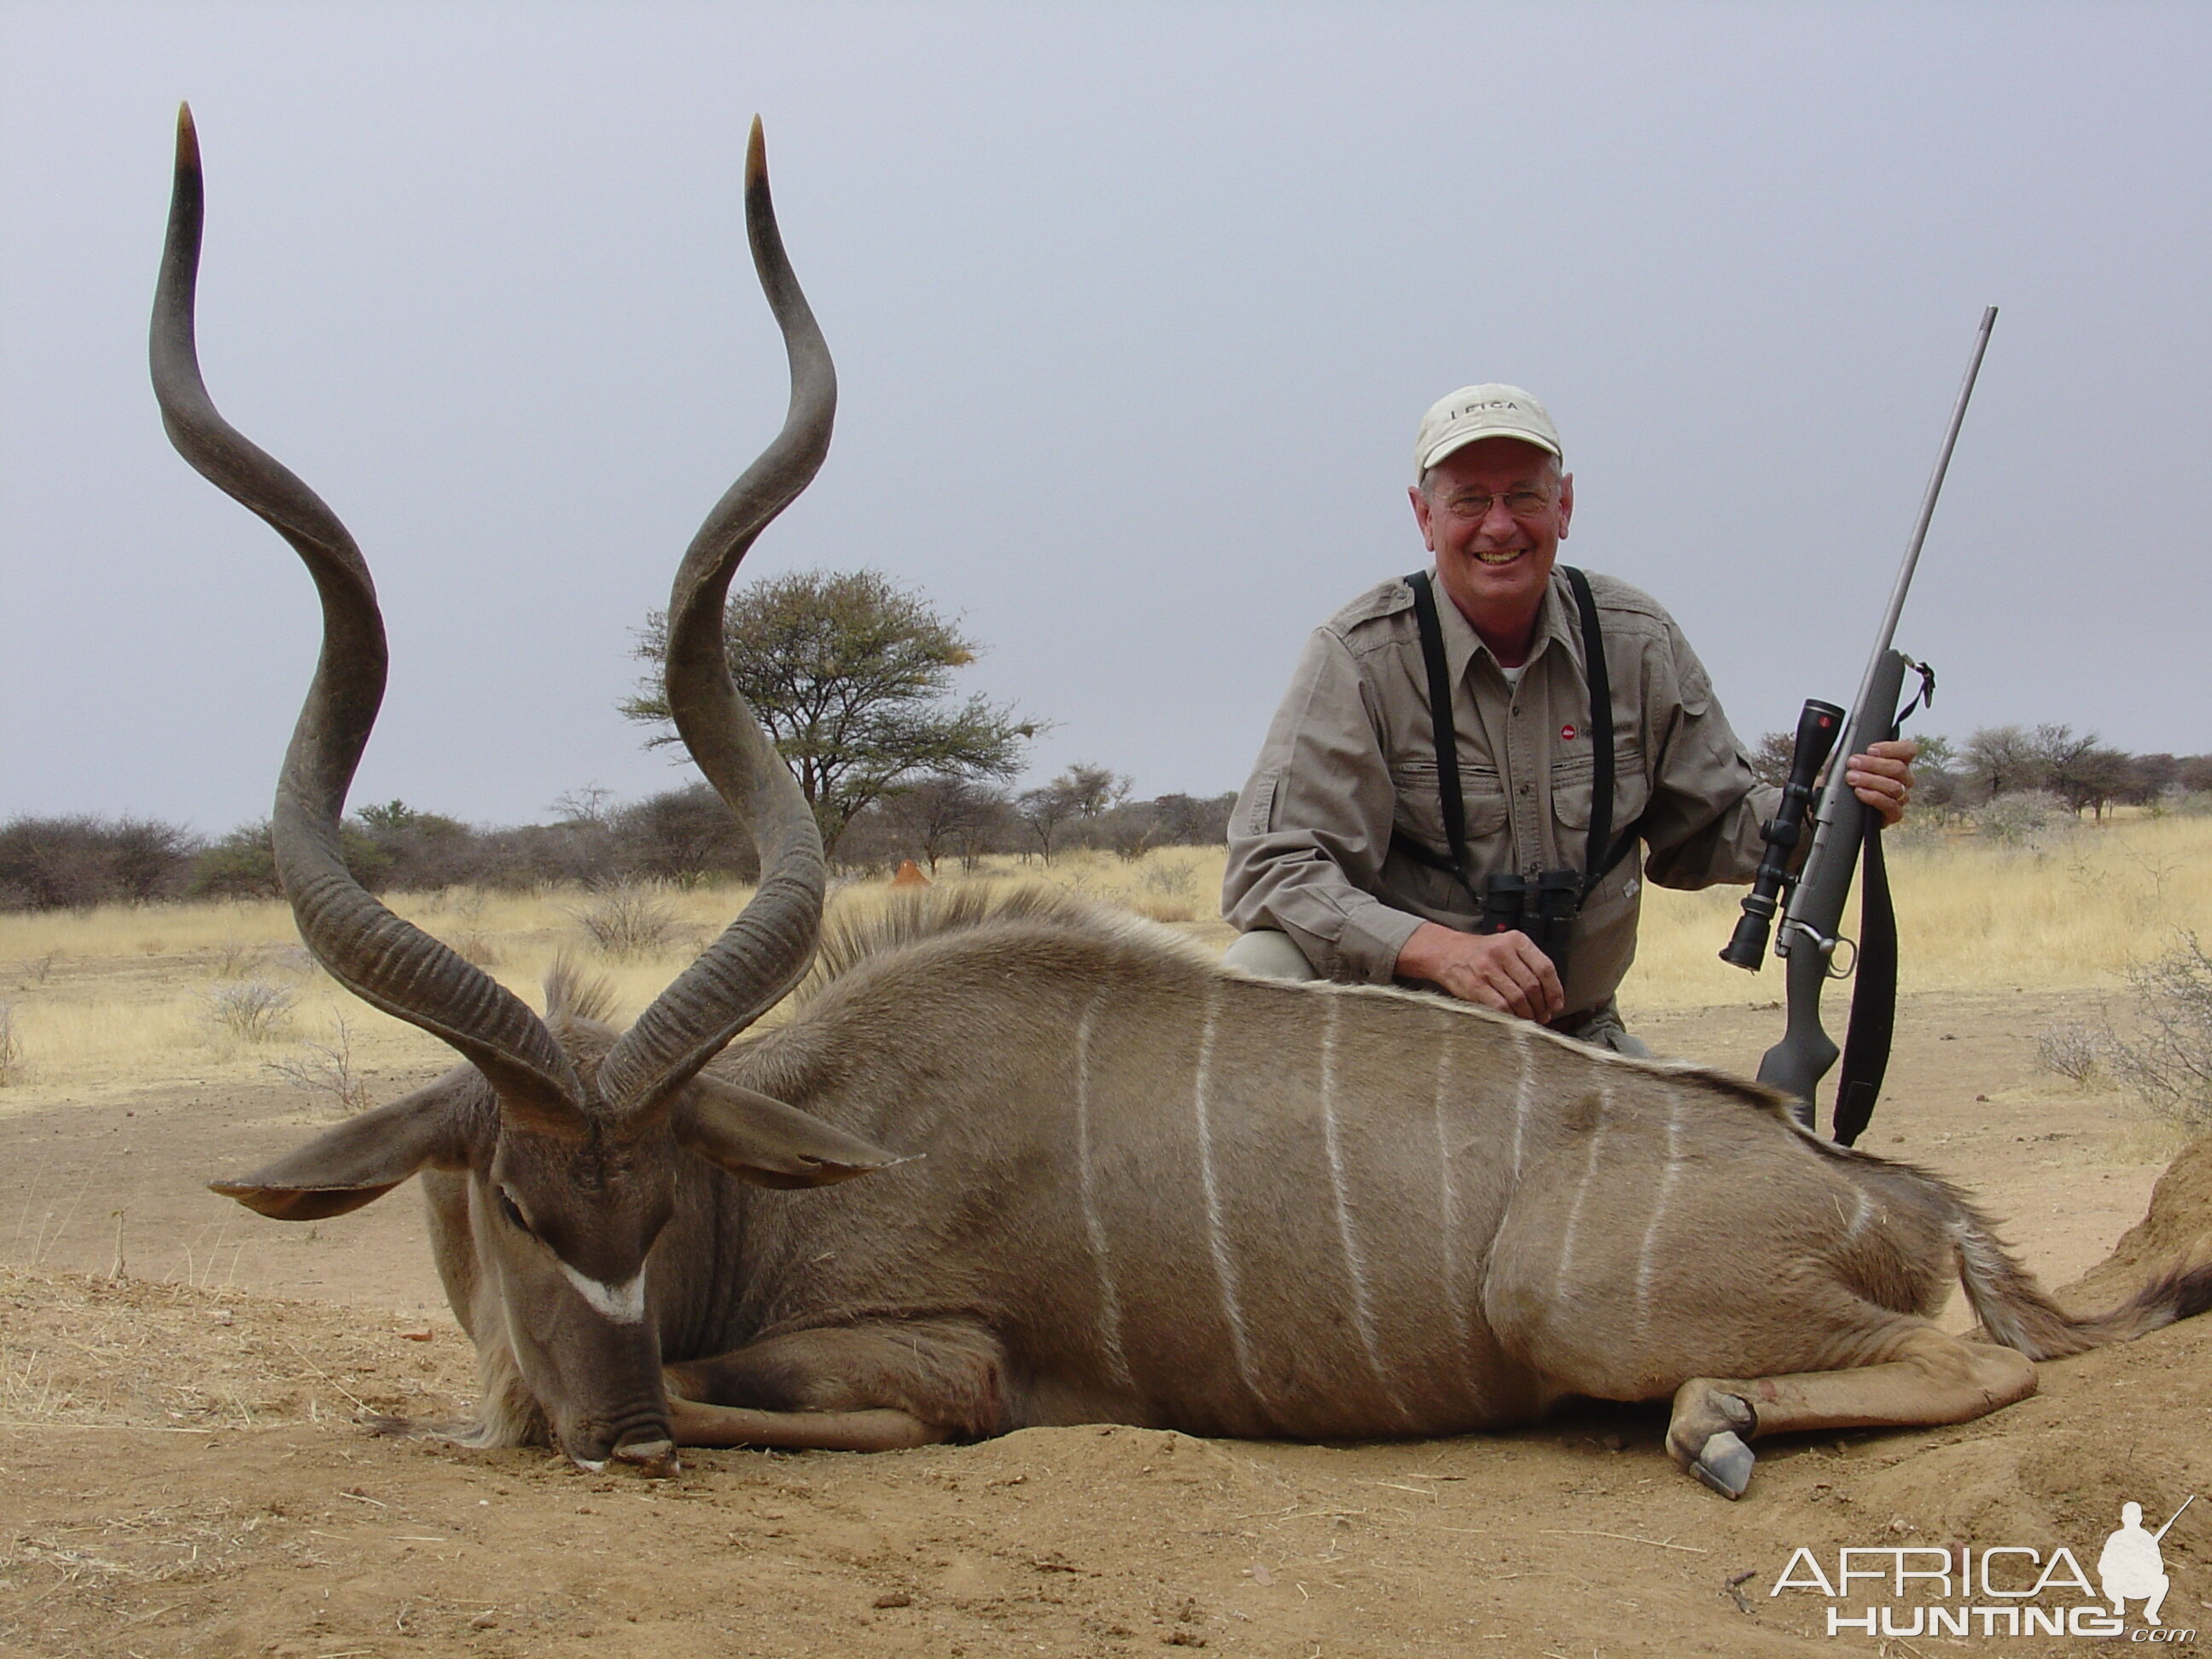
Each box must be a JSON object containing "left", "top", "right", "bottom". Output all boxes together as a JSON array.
[{"left": 1723, "top": 307, "right": 1998, "bottom": 1140}]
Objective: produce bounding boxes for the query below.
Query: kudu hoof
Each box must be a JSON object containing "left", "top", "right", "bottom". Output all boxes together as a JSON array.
[{"left": 1691, "top": 1430, "right": 1755, "bottom": 1499}]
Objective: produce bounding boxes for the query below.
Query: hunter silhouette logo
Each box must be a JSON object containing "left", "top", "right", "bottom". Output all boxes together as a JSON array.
[
  {"left": 1771, "top": 1493, "right": 2199, "bottom": 1641},
  {"left": 2100, "top": 1497, "right": 2193, "bottom": 1627}
]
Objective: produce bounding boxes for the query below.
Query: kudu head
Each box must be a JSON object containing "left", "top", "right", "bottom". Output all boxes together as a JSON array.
[{"left": 153, "top": 106, "right": 897, "bottom": 1474}]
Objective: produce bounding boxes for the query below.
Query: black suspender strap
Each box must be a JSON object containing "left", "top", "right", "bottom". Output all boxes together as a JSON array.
[
  {"left": 1403, "top": 571, "right": 1471, "bottom": 888},
  {"left": 1562, "top": 565, "right": 1615, "bottom": 902},
  {"left": 1391, "top": 568, "right": 1632, "bottom": 898}
]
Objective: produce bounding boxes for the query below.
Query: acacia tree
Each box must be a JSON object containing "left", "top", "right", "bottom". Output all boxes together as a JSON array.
[
  {"left": 878, "top": 775, "right": 1008, "bottom": 874},
  {"left": 1017, "top": 762, "right": 1131, "bottom": 863},
  {"left": 1748, "top": 730, "right": 1797, "bottom": 790},
  {"left": 1963, "top": 725, "right": 2044, "bottom": 801},
  {"left": 623, "top": 570, "right": 1039, "bottom": 854},
  {"left": 2032, "top": 724, "right": 2133, "bottom": 819}
]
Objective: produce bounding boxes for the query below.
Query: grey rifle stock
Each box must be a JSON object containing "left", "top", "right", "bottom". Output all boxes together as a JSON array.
[
  {"left": 1758, "top": 646, "right": 1910, "bottom": 1118},
  {"left": 1752, "top": 306, "right": 1998, "bottom": 1130}
]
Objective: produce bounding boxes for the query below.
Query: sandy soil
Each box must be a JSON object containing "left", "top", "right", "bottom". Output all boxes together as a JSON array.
[{"left": 3, "top": 990, "right": 2208, "bottom": 1657}]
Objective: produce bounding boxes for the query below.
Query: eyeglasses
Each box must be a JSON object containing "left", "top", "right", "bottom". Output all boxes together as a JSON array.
[{"left": 1434, "top": 489, "right": 1556, "bottom": 523}]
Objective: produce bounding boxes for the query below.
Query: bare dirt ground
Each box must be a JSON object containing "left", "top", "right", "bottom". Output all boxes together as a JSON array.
[{"left": 3, "top": 989, "right": 2209, "bottom": 1658}]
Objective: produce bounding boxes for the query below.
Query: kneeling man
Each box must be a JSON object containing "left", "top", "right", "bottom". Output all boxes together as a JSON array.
[{"left": 1221, "top": 385, "right": 1914, "bottom": 1053}]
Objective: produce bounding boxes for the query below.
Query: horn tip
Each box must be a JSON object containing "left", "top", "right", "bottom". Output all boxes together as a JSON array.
[
  {"left": 175, "top": 102, "right": 200, "bottom": 163},
  {"left": 746, "top": 114, "right": 765, "bottom": 184}
]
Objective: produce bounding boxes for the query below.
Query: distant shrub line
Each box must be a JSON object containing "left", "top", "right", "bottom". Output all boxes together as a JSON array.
[
  {"left": 0, "top": 783, "right": 1238, "bottom": 913},
  {"left": 1752, "top": 723, "right": 2212, "bottom": 824},
  {"left": 18, "top": 720, "right": 2203, "bottom": 916}
]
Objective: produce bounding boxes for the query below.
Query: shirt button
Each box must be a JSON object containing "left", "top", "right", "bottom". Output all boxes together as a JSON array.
[{"left": 1517, "top": 783, "right": 1534, "bottom": 798}]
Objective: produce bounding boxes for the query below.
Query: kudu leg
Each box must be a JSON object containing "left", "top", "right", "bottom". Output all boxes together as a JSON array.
[
  {"left": 663, "top": 1318, "right": 1007, "bottom": 1450},
  {"left": 667, "top": 1398, "right": 942, "bottom": 1452},
  {"left": 1667, "top": 1326, "right": 2036, "bottom": 1498}
]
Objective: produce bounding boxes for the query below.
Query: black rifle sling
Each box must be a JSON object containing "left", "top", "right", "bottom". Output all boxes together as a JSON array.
[
  {"left": 1831, "top": 672, "right": 1926, "bottom": 1146},
  {"left": 1832, "top": 827, "right": 1895, "bottom": 1146},
  {"left": 1390, "top": 569, "right": 1629, "bottom": 899}
]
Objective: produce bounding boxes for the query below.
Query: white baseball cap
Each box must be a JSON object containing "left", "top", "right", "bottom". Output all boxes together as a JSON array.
[{"left": 1413, "top": 384, "right": 1563, "bottom": 475}]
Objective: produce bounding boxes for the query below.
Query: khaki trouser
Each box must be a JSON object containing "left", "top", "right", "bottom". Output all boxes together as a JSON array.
[{"left": 1221, "top": 928, "right": 1654, "bottom": 1058}]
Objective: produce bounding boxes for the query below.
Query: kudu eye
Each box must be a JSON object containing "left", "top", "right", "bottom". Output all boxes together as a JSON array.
[{"left": 496, "top": 1187, "right": 535, "bottom": 1237}]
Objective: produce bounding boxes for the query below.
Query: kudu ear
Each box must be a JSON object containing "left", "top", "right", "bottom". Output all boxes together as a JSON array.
[
  {"left": 674, "top": 1075, "right": 906, "bottom": 1190},
  {"left": 211, "top": 1071, "right": 479, "bottom": 1220}
]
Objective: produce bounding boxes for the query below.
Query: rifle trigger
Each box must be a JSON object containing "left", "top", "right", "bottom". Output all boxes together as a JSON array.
[
  {"left": 1779, "top": 917, "right": 1834, "bottom": 958},
  {"left": 1825, "top": 935, "right": 1858, "bottom": 981}
]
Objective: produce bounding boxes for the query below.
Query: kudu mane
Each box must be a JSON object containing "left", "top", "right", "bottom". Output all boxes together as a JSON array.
[
  {"left": 543, "top": 954, "right": 622, "bottom": 1029},
  {"left": 788, "top": 883, "right": 1209, "bottom": 1008}
]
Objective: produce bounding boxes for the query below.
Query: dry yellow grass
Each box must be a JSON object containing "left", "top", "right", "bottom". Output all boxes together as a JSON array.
[
  {"left": 0, "top": 862, "right": 1224, "bottom": 1114},
  {"left": 1, "top": 816, "right": 2204, "bottom": 1111},
  {"left": 1628, "top": 812, "right": 2212, "bottom": 1010}
]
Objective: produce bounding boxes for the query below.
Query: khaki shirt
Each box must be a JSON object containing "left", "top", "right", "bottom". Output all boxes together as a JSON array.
[{"left": 1222, "top": 567, "right": 1776, "bottom": 1016}]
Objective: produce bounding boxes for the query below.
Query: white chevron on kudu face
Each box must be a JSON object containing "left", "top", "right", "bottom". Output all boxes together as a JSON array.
[
  {"left": 1071, "top": 992, "right": 1135, "bottom": 1391},
  {"left": 560, "top": 1261, "right": 649, "bottom": 1324}
]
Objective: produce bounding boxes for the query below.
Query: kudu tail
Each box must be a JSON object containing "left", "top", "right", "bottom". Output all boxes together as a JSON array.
[{"left": 1952, "top": 1206, "right": 2212, "bottom": 1360}]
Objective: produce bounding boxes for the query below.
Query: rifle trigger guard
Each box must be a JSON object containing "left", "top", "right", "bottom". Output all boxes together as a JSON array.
[{"left": 1778, "top": 918, "right": 1854, "bottom": 981}]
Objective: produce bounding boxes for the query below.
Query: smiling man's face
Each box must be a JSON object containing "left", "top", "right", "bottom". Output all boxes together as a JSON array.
[{"left": 1409, "top": 436, "right": 1573, "bottom": 663}]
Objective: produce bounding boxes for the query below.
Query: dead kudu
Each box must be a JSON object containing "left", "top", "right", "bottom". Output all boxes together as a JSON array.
[{"left": 160, "top": 109, "right": 2212, "bottom": 1497}]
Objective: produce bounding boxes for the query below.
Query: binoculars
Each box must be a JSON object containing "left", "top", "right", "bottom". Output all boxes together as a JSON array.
[{"left": 1476, "top": 868, "right": 1582, "bottom": 982}]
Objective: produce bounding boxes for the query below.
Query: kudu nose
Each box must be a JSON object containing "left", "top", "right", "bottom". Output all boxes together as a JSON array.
[
  {"left": 561, "top": 1401, "right": 679, "bottom": 1477},
  {"left": 612, "top": 1430, "right": 680, "bottom": 1479}
]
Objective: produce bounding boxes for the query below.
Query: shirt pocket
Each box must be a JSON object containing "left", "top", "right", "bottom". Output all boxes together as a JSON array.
[
  {"left": 1551, "top": 738, "right": 1649, "bottom": 855},
  {"left": 1391, "top": 758, "right": 1509, "bottom": 863}
]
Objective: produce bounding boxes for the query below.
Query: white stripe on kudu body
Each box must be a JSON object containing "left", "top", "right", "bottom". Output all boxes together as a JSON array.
[
  {"left": 1191, "top": 987, "right": 1266, "bottom": 1408},
  {"left": 1846, "top": 1188, "right": 1877, "bottom": 1242},
  {"left": 1318, "top": 998, "right": 1412, "bottom": 1423},
  {"left": 1071, "top": 994, "right": 1135, "bottom": 1391},
  {"left": 1430, "top": 1021, "right": 1475, "bottom": 1357},
  {"left": 1509, "top": 1022, "right": 1533, "bottom": 1181},
  {"left": 1633, "top": 1100, "right": 1685, "bottom": 1336},
  {"left": 1551, "top": 1080, "right": 1613, "bottom": 1304}
]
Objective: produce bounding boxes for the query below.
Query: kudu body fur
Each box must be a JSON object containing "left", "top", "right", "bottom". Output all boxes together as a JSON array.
[{"left": 160, "top": 109, "right": 2211, "bottom": 1497}]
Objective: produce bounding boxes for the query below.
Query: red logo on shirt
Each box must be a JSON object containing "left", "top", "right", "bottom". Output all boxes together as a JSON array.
[{"left": 1561, "top": 724, "right": 1578, "bottom": 742}]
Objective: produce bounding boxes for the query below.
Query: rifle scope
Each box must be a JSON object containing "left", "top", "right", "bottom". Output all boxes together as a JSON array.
[{"left": 1720, "top": 698, "right": 1844, "bottom": 970}]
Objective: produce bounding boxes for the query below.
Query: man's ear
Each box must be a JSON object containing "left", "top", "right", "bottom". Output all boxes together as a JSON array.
[
  {"left": 210, "top": 1069, "right": 480, "bottom": 1220},
  {"left": 1556, "top": 469, "right": 1573, "bottom": 538},
  {"left": 1409, "top": 482, "right": 1435, "bottom": 550},
  {"left": 673, "top": 1074, "right": 907, "bottom": 1190}
]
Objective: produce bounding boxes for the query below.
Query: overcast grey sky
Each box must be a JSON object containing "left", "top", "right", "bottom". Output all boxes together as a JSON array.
[{"left": 3, "top": 2, "right": 2208, "bottom": 834}]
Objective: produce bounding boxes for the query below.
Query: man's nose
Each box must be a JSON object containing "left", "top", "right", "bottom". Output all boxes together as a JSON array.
[{"left": 1476, "top": 498, "right": 1522, "bottom": 538}]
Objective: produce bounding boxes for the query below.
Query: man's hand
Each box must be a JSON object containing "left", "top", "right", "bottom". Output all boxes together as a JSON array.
[
  {"left": 1394, "top": 921, "right": 1564, "bottom": 1022},
  {"left": 1844, "top": 736, "right": 1918, "bottom": 830}
]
